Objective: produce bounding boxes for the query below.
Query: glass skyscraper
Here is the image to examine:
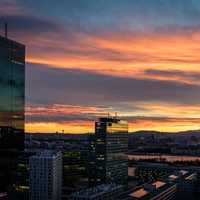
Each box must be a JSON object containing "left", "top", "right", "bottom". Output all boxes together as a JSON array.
[
  {"left": 89, "top": 117, "right": 128, "bottom": 186},
  {"left": 0, "top": 35, "right": 25, "bottom": 197}
]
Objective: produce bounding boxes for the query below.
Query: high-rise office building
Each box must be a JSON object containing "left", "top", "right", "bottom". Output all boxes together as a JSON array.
[
  {"left": 0, "top": 34, "right": 25, "bottom": 196},
  {"left": 29, "top": 151, "right": 62, "bottom": 200},
  {"left": 90, "top": 117, "right": 128, "bottom": 186}
]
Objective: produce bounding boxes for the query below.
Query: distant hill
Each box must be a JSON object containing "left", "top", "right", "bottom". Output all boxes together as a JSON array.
[
  {"left": 27, "top": 129, "right": 200, "bottom": 139},
  {"left": 129, "top": 130, "right": 200, "bottom": 138}
]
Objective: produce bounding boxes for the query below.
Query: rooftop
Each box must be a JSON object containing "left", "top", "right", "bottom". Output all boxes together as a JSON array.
[
  {"left": 98, "top": 117, "right": 121, "bottom": 123},
  {"left": 70, "top": 184, "right": 123, "bottom": 198},
  {"left": 129, "top": 170, "right": 196, "bottom": 199},
  {"left": 167, "top": 170, "right": 196, "bottom": 182},
  {"left": 152, "top": 181, "right": 166, "bottom": 189},
  {"left": 169, "top": 174, "right": 178, "bottom": 180},
  {"left": 31, "top": 150, "right": 61, "bottom": 158},
  {"left": 130, "top": 188, "right": 148, "bottom": 198},
  {"left": 129, "top": 180, "right": 168, "bottom": 199},
  {"left": 185, "top": 173, "right": 196, "bottom": 180}
]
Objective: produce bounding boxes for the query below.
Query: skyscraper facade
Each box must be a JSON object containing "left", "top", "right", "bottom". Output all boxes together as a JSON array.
[
  {"left": 29, "top": 151, "right": 62, "bottom": 200},
  {"left": 0, "top": 35, "right": 25, "bottom": 148},
  {"left": 0, "top": 35, "right": 25, "bottom": 196},
  {"left": 90, "top": 117, "right": 128, "bottom": 186}
]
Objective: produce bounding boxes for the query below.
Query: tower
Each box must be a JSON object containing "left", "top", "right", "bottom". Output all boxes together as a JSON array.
[{"left": 90, "top": 117, "right": 128, "bottom": 186}]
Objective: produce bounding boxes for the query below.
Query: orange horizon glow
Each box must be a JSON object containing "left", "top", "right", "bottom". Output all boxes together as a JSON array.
[
  {"left": 25, "top": 103, "right": 200, "bottom": 133},
  {"left": 25, "top": 118, "right": 200, "bottom": 134}
]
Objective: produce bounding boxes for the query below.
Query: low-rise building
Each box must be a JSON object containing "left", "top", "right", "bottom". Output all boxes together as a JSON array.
[
  {"left": 129, "top": 181, "right": 177, "bottom": 200},
  {"left": 70, "top": 184, "right": 123, "bottom": 200}
]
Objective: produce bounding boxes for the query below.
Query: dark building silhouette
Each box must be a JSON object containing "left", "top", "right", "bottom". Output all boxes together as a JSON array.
[
  {"left": 0, "top": 35, "right": 25, "bottom": 198},
  {"left": 89, "top": 117, "right": 128, "bottom": 186},
  {"left": 15, "top": 151, "right": 38, "bottom": 200}
]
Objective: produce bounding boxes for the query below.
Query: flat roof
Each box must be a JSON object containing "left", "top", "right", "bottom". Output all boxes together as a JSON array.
[
  {"left": 71, "top": 184, "right": 123, "bottom": 198},
  {"left": 152, "top": 181, "right": 166, "bottom": 189},
  {"left": 130, "top": 188, "right": 149, "bottom": 198},
  {"left": 130, "top": 181, "right": 166, "bottom": 199},
  {"left": 185, "top": 173, "right": 196, "bottom": 180},
  {"left": 169, "top": 175, "right": 178, "bottom": 180},
  {"left": 31, "top": 150, "right": 61, "bottom": 158},
  {"left": 179, "top": 170, "right": 188, "bottom": 175}
]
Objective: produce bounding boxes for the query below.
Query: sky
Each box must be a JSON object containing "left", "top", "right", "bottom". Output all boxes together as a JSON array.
[{"left": 1, "top": 0, "right": 200, "bottom": 133}]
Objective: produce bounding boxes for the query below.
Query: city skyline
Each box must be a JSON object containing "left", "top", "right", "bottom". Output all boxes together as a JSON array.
[{"left": 1, "top": 0, "right": 200, "bottom": 133}]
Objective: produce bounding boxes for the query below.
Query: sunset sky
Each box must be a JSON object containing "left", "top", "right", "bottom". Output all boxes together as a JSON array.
[{"left": 1, "top": 0, "right": 200, "bottom": 133}]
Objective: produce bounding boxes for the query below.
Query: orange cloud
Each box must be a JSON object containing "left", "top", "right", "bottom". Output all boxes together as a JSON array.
[
  {"left": 26, "top": 28, "right": 200, "bottom": 86},
  {"left": 26, "top": 104, "right": 105, "bottom": 117},
  {"left": 129, "top": 102, "right": 200, "bottom": 118},
  {"left": 26, "top": 117, "right": 200, "bottom": 134}
]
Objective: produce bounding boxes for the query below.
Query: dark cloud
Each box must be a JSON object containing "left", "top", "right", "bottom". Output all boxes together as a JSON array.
[
  {"left": 18, "top": 0, "right": 200, "bottom": 30},
  {"left": 0, "top": 2, "right": 77, "bottom": 44},
  {"left": 3, "top": 15, "right": 60, "bottom": 34},
  {"left": 26, "top": 63, "right": 200, "bottom": 107},
  {"left": 2, "top": 0, "right": 200, "bottom": 44},
  {"left": 26, "top": 113, "right": 89, "bottom": 123},
  {"left": 145, "top": 69, "right": 200, "bottom": 82}
]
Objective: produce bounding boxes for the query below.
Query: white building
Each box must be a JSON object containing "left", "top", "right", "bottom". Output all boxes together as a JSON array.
[{"left": 29, "top": 150, "right": 62, "bottom": 200}]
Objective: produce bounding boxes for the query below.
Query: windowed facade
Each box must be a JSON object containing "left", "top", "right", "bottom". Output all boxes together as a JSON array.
[
  {"left": 90, "top": 118, "right": 128, "bottom": 186},
  {"left": 29, "top": 151, "right": 62, "bottom": 200},
  {"left": 0, "top": 35, "right": 25, "bottom": 149},
  {"left": 0, "top": 35, "right": 25, "bottom": 195}
]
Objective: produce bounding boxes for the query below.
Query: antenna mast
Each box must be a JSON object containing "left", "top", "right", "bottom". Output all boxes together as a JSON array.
[{"left": 4, "top": 22, "right": 7, "bottom": 38}]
